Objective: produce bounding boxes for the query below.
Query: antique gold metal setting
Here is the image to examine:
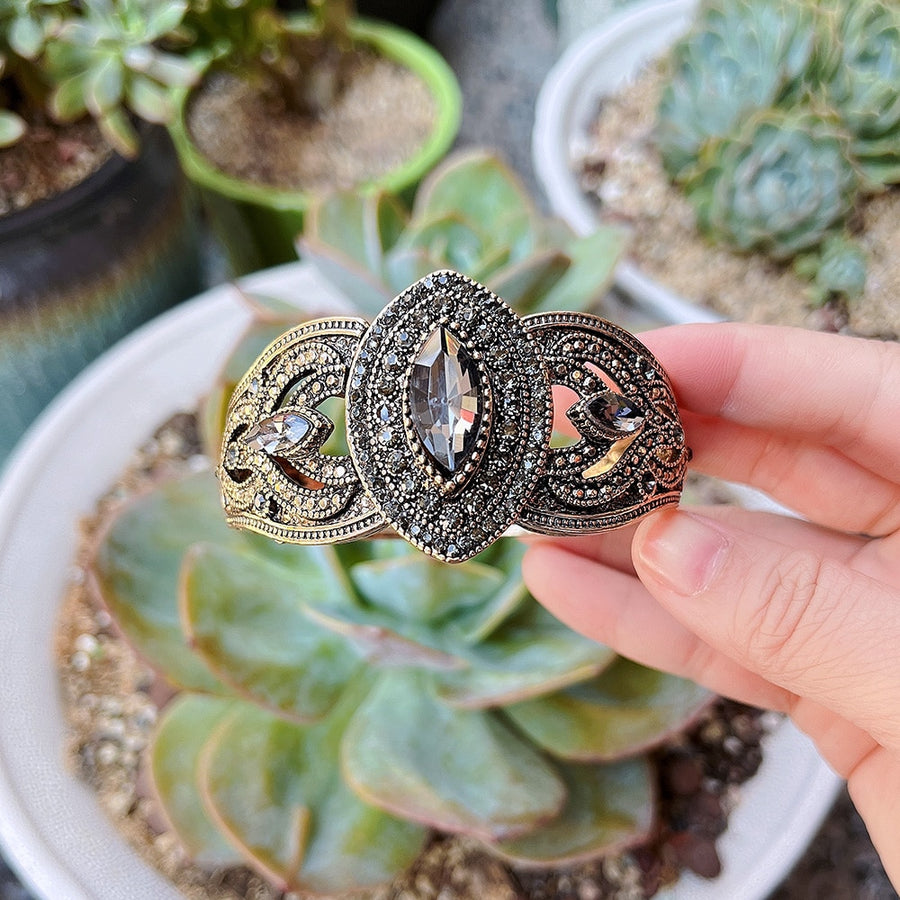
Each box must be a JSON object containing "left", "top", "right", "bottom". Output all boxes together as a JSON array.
[{"left": 218, "top": 271, "right": 690, "bottom": 563}]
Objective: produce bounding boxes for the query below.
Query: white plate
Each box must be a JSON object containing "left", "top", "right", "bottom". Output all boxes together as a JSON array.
[
  {"left": 0, "top": 262, "right": 840, "bottom": 899},
  {"left": 532, "top": 0, "right": 720, "bottom": 325}
]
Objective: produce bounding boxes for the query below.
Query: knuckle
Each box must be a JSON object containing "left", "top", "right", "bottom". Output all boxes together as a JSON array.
[{"left": 741, "top": 550, "right": 841, "bottom": 677}]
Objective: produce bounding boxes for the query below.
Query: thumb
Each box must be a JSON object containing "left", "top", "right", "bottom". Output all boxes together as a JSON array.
[{"left": 632, "top": 509, "right": 900, "bottom": 747}]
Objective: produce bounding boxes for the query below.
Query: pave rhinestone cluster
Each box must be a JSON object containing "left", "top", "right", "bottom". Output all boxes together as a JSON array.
[
  {"left": 346, "top": 272, "right": 550, "bottom": 561},
  {"left": 218, "top": 272, "right": 689, "bottom": 562}
]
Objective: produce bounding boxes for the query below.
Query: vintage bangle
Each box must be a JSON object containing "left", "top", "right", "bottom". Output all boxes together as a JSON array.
[{"left": 218, "top": 270, "right": 689, "bottom": 563}]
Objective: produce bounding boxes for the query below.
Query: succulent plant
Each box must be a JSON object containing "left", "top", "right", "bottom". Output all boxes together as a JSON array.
[
  {"left": 43, "top": 0, "right": 201, "bottom": 156},
  {"left": 176, "top": 0, "right": 358, "bottom": 118},
  {"left": 299, "top": 149, "right": 629, "bottom": 320},
  {"left": 654, "top": 0, "right": 900, "bottom": 302},
  {"left": 687, "top": 108, "right": 860, "bottom": 261},
  {"left": 656, "top": 0, "right": 818, "bottom": 182},
  {"left": 824, "top": 0, "right": 900, "bottom": 187},
  {"left": 795, "top": 233, "right": 869, "bottom": 307},
  {"left": 89, "top": 443, "right": 711, "bottom": 893}
]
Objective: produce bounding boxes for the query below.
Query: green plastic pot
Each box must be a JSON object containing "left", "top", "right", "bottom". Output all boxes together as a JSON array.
[{"left": 168, "top": 17, "right": 462, "bottom": 275}]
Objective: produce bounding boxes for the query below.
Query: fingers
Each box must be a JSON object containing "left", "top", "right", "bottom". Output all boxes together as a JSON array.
[
  {"left": 683, "top": 411, "right": 900, "bottom": 537},
  {"left": 847, "top": 747, "right": 900, "bottom": 889},
  {"left": 523, "top": 539, "right": 882, "bottom": 781},
  {"left": 522, "top": 542, "right": 794, "bottom": 711},
  {"left": 642, "top": 324, "right": 900, "bottom": 482},
  {"left": 530, "top": 505, "right": 864, "bottom": 576},
  {"left": 632, "top": 509, "right": 900, "bottom": 748}
]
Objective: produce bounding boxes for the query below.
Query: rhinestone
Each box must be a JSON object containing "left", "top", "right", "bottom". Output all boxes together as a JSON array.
[
  {"left": 244, "top": 412, "right": 312, "bottom": 455},
  {"left": 225, "top": 445, "right": 239, "bottom": 467},
  {"left": 409, "top": 327, "right": 482, "bottom": 474},
  {"left": 586, "top": 392, "right": 645, "bottom": 434},
  {"left": 379, "top": 427, "right": 393, "bottom": 444}
]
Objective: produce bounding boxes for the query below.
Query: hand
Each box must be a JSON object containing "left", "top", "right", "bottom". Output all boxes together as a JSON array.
[{"left": 523, "top": 323, "right": 900, "bottom": 888}]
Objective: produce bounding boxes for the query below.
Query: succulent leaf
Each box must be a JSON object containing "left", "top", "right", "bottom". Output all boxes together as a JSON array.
[
  {"left": 527, "top": 226, "right": 629, "bottom": 313},
  {"left": 413, "top": 150, "right": 539, "bottom": 260},
  {"left": 341, "top": 669, "right": 567, "bottom": 841},
  {"left": 504, "top": 658, "right": 713, "bottom": 762},
  {"left": 349, "top": 553, "right": 505, "bottom": 624},
  {"left": 150, "top": 694, "right": 243, "bottom": 867},
  {"left": 433, "top": 601, "right": 617, "bottom": 709},
  {"left": 0, "top": 109, "right": 26, "bottom": 145},
  {"left": 487, "top": 758, "right": 655, "bottom": 867},
  {"left": 181, "top": 542, "right": 362, "bottom": 721},
  {"left": 201, "top": 691, "right": 427, "bottom": 893},
  {"left": 90, "top": 472, "right": 237, "bottom": 692}
]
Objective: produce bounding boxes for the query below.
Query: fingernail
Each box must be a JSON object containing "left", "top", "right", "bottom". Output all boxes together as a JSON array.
[{"left": 637, "top": 511, "right": 730, "bottom": 596}]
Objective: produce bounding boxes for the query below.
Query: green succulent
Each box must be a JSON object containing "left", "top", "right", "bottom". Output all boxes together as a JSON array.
[
  {"left": 299, "top": 148, "right": 629, "bottom": 320},
  {"left": 43, "top": 0, "right": 201, "bottom": 156},
  {"left": 174, "top": 0, "right": 357, "bottom": 118},
  {"left": 89, "top": 430, "right": 711, "bottom": 894},
  {"left": 0, "top": 0, "right": 65, "bottom": 145},
  {"left": 824, "top": 0, "right": 900, "bottom": 187},
  {"left": 795, "top": 233, "right": 869, "bottom": 307},
  {"left": 656, "top": 0, "right": 818, "bottom": 182},
  {"left": 688, "top": 108, "right": 859, "bottom": 262}
]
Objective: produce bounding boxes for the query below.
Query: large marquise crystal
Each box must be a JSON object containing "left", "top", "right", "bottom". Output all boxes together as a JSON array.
[{"left": 409, "top": 327, "right": 482, "bottom": 473}]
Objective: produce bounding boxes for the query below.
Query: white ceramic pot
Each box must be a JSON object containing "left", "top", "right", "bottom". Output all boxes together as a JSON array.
[
  {"left": 533, "top": 0, "right": 720, "bottom": 324},
  {"left": 0, "top": 262, "right": 840, "bottom": 899}
]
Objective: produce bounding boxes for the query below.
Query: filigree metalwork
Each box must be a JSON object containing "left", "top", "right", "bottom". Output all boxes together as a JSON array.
[
  {"left": 218, "top": 318, "right": 385, "bottom": 543},
  {"left": 519, "top": 313, "right": 689, "bottom": 535},
  {"left": 218, "top": 272, "right": 689, "bottom": 562}
]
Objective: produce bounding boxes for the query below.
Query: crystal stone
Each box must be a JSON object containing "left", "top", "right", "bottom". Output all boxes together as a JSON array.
[
  {"left": 244, "top": 412, "right": 312, "bottom": 455},
  {"left": 586, "top": 392, "right": 645, "bottom": 433},
  {"left": 409, "top": 327, "right": 482, "bottom": 473}
]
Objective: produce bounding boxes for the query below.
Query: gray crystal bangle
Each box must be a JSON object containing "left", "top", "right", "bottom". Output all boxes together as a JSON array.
[{"left": 218, "top": 270, "right": 689, "bottom": 563}]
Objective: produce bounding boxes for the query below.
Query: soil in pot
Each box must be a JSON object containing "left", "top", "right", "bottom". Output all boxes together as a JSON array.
[
  {"left": 574, "top": 63, "right": 900, "bottom": 340},
  {"left": 0, "top": 117, "right": 113, "bottom": 216},
  {"left": 57, "top": 411, "right": 776, "bottom": 900},
  {"left": 186, "top": 45, "right": 437, "bottom": 193}
]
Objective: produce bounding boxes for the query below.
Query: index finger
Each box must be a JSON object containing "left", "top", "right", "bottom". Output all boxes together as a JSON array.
[{"left": 642, "top": 323, "right": 900, "bottom": 481}]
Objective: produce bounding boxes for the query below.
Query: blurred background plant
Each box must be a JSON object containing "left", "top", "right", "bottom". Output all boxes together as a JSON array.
[
  {"left": 656, "top": 0, "right": 900, "bottom": 306},
  {"left": 88, "top": 152, "right": 714, "bottom": 889},
  {"left": 173, "top": 0, "right": 358, "bottom": 118},
  {"left": 0, "top": 0, "right": 366, "bottom": 156},
  {"left": 0, "top": 0, "right": 203, "bottom": 154}
]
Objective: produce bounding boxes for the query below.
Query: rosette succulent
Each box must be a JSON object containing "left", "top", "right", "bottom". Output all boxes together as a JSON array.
[
  {"left": 656, "top": 0, "right": 817, "bottom": 182},
  {"left": 299, "top": 148, "right": 628, "bottom": 320},
  {"left": 689, "top": 108, "right": 859, "bottom": 260},
  {"left": 90, "top": 468, "right": 711, "bottom": 892},
  {"left": 824, "top": 0, "right": 900, "bottom": 187},
  {"left": 43, "top": 0, "right": 202, "bottom": 155}
]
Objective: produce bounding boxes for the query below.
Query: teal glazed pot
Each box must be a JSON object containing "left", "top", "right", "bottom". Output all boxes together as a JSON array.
[
  {"left": 168, "top": 16, "right": 462, "bottom": 275},
  {"left": 0, "top": 125, "right": 203, "bottom": 467}
]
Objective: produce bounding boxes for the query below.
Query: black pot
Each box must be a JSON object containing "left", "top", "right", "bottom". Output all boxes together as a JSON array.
[{"left": 0, "top": 125, "right": 203, "bottom": 465}]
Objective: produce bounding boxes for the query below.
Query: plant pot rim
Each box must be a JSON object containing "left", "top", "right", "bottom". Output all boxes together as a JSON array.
[
  {"left": 0, "top": 260, "right": 841, "bottom": 899},
  {"left": 167, "top": 16, "right": 462, "bottom": 210},
  {"left": 532, "top": 0, "right": 720, "bottom": 325}
]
